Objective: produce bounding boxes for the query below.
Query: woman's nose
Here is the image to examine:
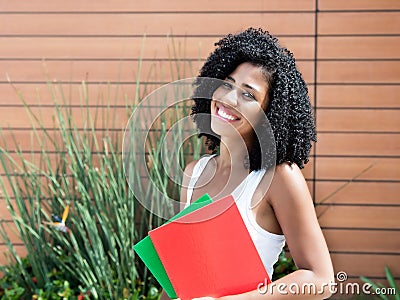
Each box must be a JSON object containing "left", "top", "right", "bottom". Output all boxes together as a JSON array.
[{"left": 221, "top": 89, "right": 238, "bottom": 107}]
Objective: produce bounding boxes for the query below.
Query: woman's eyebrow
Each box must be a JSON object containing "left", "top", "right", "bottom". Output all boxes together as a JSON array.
[
  {"left": 227, "top": 75, "right": 259, "bottom": 94},
  {"left": 243, "top": 83, "right": 257, "bottom": 92}
]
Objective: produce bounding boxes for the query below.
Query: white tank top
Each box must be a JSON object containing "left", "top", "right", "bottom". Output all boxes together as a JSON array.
[{"left": 185, "top": 154, "right": 286, "bottom": 278}]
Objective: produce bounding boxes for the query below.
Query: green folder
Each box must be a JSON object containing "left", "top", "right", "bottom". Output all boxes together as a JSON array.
[{"left": 133, "top": 194, "right": 212, "bottom": 299}]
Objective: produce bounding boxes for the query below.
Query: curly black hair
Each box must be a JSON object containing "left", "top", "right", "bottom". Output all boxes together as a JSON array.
[{"left": 191, "top": 27, "right": 316, "bottom": 170}]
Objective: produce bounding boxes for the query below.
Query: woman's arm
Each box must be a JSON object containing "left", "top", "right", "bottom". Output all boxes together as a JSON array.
[{"left": 194, "top": 163, "right": 334, "bottom": 300}]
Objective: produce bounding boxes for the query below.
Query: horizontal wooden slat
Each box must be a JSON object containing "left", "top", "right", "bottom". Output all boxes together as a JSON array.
[
  {"left": 0, "top": 13, "right": 314, "bottom": 36},
  {"left": 317, "top": 109, "right": 400, "bottom": 132},
  {"left": 317, "top": 133, "right": 400, "bottom": 156},
  {"left": 319, "top": 0, "right": 400, "bottom": 11},
  {"left": 319, "top": 12, "right": 400, "bottom": 35},
  {"left": 0, "top": 80, "right": 316, "bottom": 106},
  {"left": 1, "top": 60, "right": 204, "bottom": 83},
  {"left": 316, "top": 157, "right": 400, "bottom": 181},
  {"left": 323, "top": 229, "right": 400, "bottom": 253},
  {"left": 1, "top": 60, "right": 315, "bottom": 83},
  {"left": 317, "top": 85, "right": 400, "bottom": 108},
  {"left": 0, "top": 102, "right": 223, "bottom": 131},
  {"left": 316, "top": 181, "right": 400, "bottom": 205},
  {"left": 0, "top": 37, "right": 203, "bottom": 59},
  {"left": 0, "top": 82, "right": 164, "bottom": 106},
  {"left": 318, "top": 36, "right": 400, "bottom": 59},
  {"left": 1, "top": 0, "right": 315, "bottom": 12},
  {"left": 0, "top": 36, "right": 314, "bottom": 59},
  {"left": 0, "top": 149, "right": 112, "bottom": 171},
  {"left": 330, "top": 253, "right": 400, "bottom": 278},
  {"left": 0, "top": 129, "right": 124, "bottom": 153},
  {"left": 0, "top": 106, "right": 130, "bottom": 129},
  {"left": 316, "top": 206, "right": 400, "bottom": 229},
  {"left": 318, "top": 61, "right": 400, "bottom": 84}
]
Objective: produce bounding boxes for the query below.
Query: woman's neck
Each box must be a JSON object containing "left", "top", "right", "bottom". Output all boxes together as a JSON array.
[{"left": 217, "top": 137, "right": 252, "bottom": 174}]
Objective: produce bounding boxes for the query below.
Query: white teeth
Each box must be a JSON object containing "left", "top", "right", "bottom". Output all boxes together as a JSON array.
[{"left": 217, "top": 108, "right": 237, "bottom": 121}]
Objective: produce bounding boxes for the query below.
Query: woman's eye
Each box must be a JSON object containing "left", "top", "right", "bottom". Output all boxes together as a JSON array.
[
  {"left": 243, "top": 92, "right": 256, "bottom": 100},
  {"left": 223, "top": 82, "right": 232, "bottom": 89}
]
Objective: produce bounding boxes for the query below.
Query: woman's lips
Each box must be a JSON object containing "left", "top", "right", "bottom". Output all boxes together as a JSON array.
[{"left": 215, "top": 105, "right": 240, "bottom": 122}]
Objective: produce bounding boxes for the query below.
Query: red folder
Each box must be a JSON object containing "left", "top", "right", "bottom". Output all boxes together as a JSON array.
[{"left": 149, "top": 195, "right": 270, "bottom": 300}]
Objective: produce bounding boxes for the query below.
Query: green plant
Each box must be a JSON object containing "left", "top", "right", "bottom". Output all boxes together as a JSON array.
[
  {"left": 0, "top": 76, "right": 202, "bottom": 299},
  {"left": 272, "top": 249, "right": 297, "bottom": 281},
  {"left": 361, "top": 266, "right": 399, "bottom": 300},
  {"left": 1, "top": 257, "right": 96, "bottom": 299}
]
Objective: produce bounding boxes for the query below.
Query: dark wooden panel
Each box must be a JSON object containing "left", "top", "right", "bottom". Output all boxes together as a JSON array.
[
  {"left": 319, "top": 0, "right": 400, "bottom": 11},
  {"left": 316, "top": 206, "right": 400, "bottom": 229},
  {"left": 316, "top": 157, "right": 400, "bottom": 181},
  {"left": 1, "top": 0, "right": 315, "bottom": 12},
  {"left": 318, "top": 61, "right": 400, "bottom": 84},
  {"left": 323, "top": 229, "right": 400, "bottom": 253},
  {"left": 316, "top": 181, "right": 400, "bottom": 205},
  {"left": 0, "top": 13, "right": 315, "bottom": 36},
  {"left": 317, "top": 85, "right": 400, "bottom": 108},
  {"left": 317, "top": 133, "right": 400, "bottom": 156},
  {"left": 318, "top": 36, "right": 400, "bottom": 59},
  {"left": 319, "top": 12, "right": 400, "bottom": 35}
]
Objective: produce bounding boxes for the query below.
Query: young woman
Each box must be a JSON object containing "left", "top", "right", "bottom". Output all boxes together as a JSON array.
[{"left": 163, "top": 27, "right": 334, "bottom": 300}]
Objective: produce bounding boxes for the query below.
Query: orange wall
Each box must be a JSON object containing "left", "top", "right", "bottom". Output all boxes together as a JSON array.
[{"left": 1, "top": 0, "right": 399, "bottom": 294}]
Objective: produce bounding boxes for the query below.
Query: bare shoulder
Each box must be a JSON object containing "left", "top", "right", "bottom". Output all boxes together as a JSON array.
[
  {"left": 267, "top": 161, "right": 311, "bottom": 207},
  {"left": 181, "top": 159, "right": 199, "bottom": 188},
  {"left": 183, "top": 159, "right": 199, "bottom": 178},
  {"left": 273, "top": 161, "right": 306, "bottom": 183}
]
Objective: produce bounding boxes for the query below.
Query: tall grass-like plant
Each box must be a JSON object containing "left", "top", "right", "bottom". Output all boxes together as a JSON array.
[
  {"left": 361, "top": 267, "right": 399, "bottom": 300},
  {"left": 0, "top": 71, "right": 203, "bottom": 299}
]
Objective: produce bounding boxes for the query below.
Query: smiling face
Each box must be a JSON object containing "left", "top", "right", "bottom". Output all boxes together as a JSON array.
[{"left": 210, "top": 62, "right": 270, "bottom": 146}]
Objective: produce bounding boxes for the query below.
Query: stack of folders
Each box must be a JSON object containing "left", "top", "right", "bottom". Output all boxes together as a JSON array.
[{"left": 133, "top": 194, "right": 270, "bottom": 300}]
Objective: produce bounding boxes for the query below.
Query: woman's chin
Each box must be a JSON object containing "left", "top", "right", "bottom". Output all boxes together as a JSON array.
[{"left": 211, "top": 118, "right": 242, "bottom": 139}]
